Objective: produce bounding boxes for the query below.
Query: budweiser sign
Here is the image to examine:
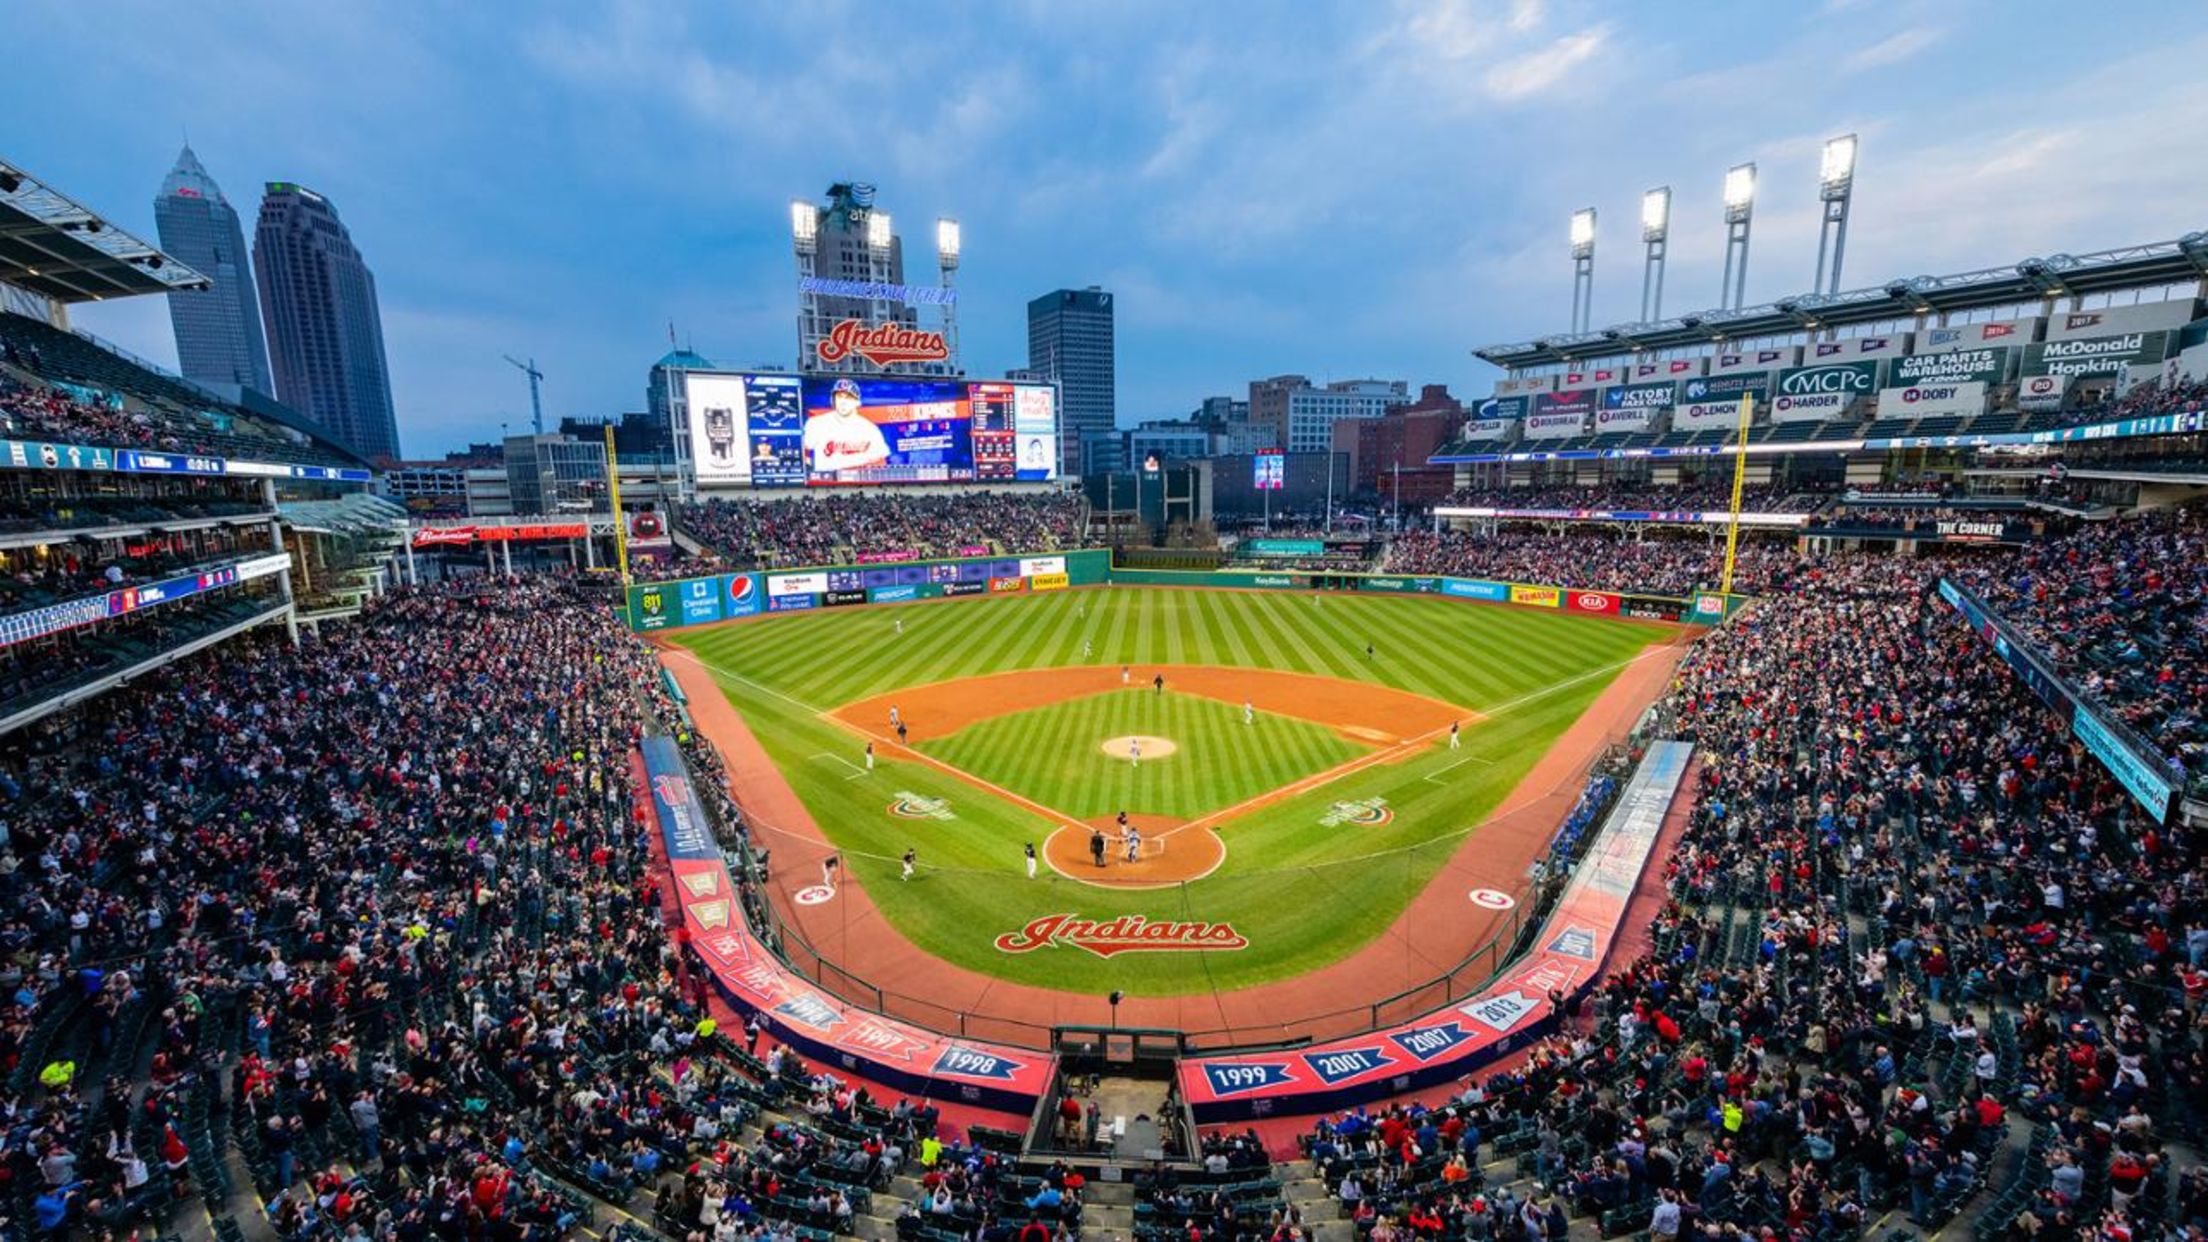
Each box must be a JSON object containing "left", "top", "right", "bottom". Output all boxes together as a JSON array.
[
  {"left": 994, "top": 913, "right": 1249, "bottom": 958},
  {"left": 816, "top": 319, "right": 949, "bottom": 367}
]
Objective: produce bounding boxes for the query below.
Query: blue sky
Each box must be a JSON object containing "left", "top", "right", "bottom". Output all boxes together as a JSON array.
[{"left": 8, "top": 0, "right": 2208, "bottom": 456}]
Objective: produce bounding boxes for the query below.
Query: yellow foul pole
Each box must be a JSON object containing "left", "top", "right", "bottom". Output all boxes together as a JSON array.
[
  {"left": 1719, "top": 391, "right": 1753, "bottom": 595},
  {"left": 604, "top": 425, "right": 632, "bottom": 586}
]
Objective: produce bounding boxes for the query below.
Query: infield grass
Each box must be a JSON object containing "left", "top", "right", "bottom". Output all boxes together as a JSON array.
[
  {"left": 920, "top": 690, "right": 1367, "bottom": 821},
  {"left": 671, "top": 586, "right": 1668, "bottom": 996}
]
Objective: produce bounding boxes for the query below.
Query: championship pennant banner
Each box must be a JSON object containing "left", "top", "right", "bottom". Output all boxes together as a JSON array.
[
  {"left": 1177, "top": 741, "right": 1694, "bottom": 1121},
  {"left": 640, "top": 736, "right": 1056, "bottom": 1108}
]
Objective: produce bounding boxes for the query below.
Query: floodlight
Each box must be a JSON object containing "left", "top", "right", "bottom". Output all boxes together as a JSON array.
[
  {"left": 789, "top": 200, "right": 817, "bottom": 248},
  {"left": 1723, "top": 163, "right": 1757, "bottom": 216},
  {"left": 1640, "top": 187, "right": 1670, "bottom": 242},
  {"left": 866, "top": 210, "right": 894, "bottom": 251},
  {"left": 936, "top": 217, "right": 961, "bottom": 263},
  {"left": 1820, "top": 134, "right": 1858, "bottom": 196},
  {"left": 1569, "top": 208, "right": 1596, "bottom": 256}
]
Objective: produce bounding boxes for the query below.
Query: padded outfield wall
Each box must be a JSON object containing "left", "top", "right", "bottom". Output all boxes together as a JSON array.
[{"left": 623, "top": 547, "right": 1742, "bottom": 633}]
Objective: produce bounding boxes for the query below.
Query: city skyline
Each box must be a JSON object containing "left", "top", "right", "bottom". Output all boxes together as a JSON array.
[
  {"left": 255, "top": 181, "right": 403, "bottom": 461},
  {"left": 153, "top": 144, "right": 275, "bottom": 396},
  {"left": 6, "top": 2, "right": 2208, "bottom": 456}
]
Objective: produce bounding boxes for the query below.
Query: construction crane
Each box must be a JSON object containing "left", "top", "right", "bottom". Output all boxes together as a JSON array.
[{"left": 503, "top": 355, "right": 545, "bottom": 436}]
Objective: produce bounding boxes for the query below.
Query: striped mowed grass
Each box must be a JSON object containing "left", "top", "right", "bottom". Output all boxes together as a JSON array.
[
  {"left": 919, "top": 690, "right": 1367, "bottom": 822},
  {"left": 670, "top": 586, "right": 1667, "bottom": 993}
]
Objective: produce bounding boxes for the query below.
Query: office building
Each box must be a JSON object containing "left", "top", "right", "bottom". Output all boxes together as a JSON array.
[
  {"left": 1332, "top": 384, "right": 1464, "bottom": 507},
  {"left": 1250, "top": 375, "right": 1411, "bottom": 454},
  {"left": 153, "top": 145, "right": 274, "bottom": 396},
  {"left": 503, "top": 433, "right": 608, "bottom": 516},
  {"left": 253, "top": 182, "right": 401, "bottom": 460},
  {"left": 1028, "top": 286, "right": 1115, "bottom": 474}
]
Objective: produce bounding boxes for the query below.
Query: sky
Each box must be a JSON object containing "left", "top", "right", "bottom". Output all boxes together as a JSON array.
[{"left": 7, "top": 0, "right": 2208, "bottom": 457}]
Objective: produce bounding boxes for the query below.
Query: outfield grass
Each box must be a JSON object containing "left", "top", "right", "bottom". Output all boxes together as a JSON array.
[
  {"left": 919, "top": 689, "right": 1367, "bottom": 821},
  {"left": 671, "top": 587, "right": 1665, "bottom": 995}
]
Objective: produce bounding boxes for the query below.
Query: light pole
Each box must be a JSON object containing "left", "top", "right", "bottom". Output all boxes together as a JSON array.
[
  {"left": 1640, "top": 187, "right": 1670, "bottom": 321},
  {"left": 1720, "top": 163, "right": 1756, "bottom": 311},
  {"left": 790, "top": 199, "right": 819, "bottom": 368},
  {"left": 1569, "top": 208, "right": 1596, "bottom": 333},
  {"left": 1814, "top": 134, "right": 1858, "bottom": 296},
  {"left": 935, "top": 217, "right": 961, "bottom": 373}
]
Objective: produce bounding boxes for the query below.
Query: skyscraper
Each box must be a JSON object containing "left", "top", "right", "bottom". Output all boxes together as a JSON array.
[
  {"left": 153, "top": 146, "right": 274, "bottom": 396},
  {"left": 1027, "top": 286, "right": 1114, "bottom": 474},
  {"left": 253, "top": 182, "right": 401, "bottom": 460}
]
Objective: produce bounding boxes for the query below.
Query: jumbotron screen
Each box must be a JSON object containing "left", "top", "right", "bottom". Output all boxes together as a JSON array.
[{"left": 683, "top": 372, "right": 1058, "bottom": 487}]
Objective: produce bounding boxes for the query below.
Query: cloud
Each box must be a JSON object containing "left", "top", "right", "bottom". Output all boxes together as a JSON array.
[
  {"left": 1482, "top": 24, "right": 1610, "bottom": 100},
  {"left": 1844, "top": 26, "right": 1941, "bottom": 73}
]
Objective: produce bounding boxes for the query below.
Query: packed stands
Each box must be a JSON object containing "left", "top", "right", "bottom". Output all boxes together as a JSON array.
[
  {"left": 675, "top": 492, "right": 1088, "bottom": 568},
  {"left": 1384, "top": 530, "right": 1824, "bottom": 596},
  {"left": 1, "top": 317, "right": 359, "bottom": 468},
  {"left": 1951, "top": 504, "right": 2207, "bottom": 795},
  {"left": 1296, "top": 555, "right": 2205, "bottom": 1242},
  {"left": 1436, "top": 484, "right": 1826, "bottom": 516}
]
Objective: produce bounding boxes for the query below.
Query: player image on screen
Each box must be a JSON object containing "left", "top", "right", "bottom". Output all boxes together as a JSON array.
[
  {"left": 703, "top": 406, "right": 737, "bottom": 468},
  {"left": 1021, "top": 437, "right": 1051, "bottom": 471},
  {"left": 804, "top": 379, "right": 893, "bottom": 474}
]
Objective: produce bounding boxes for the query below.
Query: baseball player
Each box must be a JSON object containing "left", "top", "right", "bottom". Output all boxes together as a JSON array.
[
  {"left": 864, "top": 741, "right": 875, "bottom": 772},
  {"left": 1083, "top": 638, "right": 1093, "bottom": 659},
  {"left": 1090, "top": 828, "right": 1107, "bottom": 868},
  {"left": 1243, "top": 700, "right": 1254, "bottom": 726},
  {"left": 1123, "top": 822, "right": 1142, "bottom": 862},
  {"left": 1152, "top": 673, "right": 1165, "bottom": 696},
  {"left": 1449, "top": 721, "right": 1461, "bottom": 750},
  {"left": 1129, "top": 737, "right": 1141, "bottom": 767},
  {"left": 889, "top": 705, "right": 902, "bottom": 729},
  {"left": 821, "top": 855, "right": 838, "bottom": 891},
  {"left": 1120, "top": 665, "right": 1130, "bottom": 686},
  {"left": 894, "top": 617, "right": 903, "bottom": 636},
  {"left": 804, "top": 378, "right": 891, "bottom": 473},
  {"left": 1024, "top": 842, "right": 1038, "bottom": 880},
  {"left": 900, "top": 848, "right": 917, "bottom": 881}
]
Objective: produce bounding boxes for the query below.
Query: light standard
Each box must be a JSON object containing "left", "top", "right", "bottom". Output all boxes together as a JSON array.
[
  {"left": 1814, "top": 134, "right": 1858, "bottom": 296},
  {"left": 1719, "top": 163, "right": 1756, "bottom": 310},
  {"left": 1569, "top": 208, "right": 1596, "bottom": 332},
  {"left": 1640, "top": 187, "right": 1670, "bottom": 321}
]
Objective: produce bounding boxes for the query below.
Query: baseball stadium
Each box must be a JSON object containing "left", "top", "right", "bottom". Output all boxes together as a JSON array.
[{"left": 7, "top": 24, "right": 2208, "bottom": 1242}]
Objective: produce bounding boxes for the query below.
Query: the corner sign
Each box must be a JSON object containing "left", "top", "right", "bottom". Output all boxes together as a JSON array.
[
  {"left": 994, "top": 913, "right": 1249, "bottom": 957},
  {"left": 817, "top": 318, "right": 949, "bottom": 367}
]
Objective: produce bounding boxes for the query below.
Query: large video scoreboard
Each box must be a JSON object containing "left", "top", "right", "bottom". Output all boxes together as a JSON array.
[{"left": 684, "top": 372, "right": 1058, "bottom": 487}]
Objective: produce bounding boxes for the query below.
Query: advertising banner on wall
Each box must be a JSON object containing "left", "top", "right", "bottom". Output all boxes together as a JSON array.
[
  {"left": 1633, "top": 358, "right": 1705, "bottom": 381},
  {"left": 1597, "top": 382, "right": 1674, "bottom": 434},
  {"left": 1877, "top": 381, "right": 1987, "bottom": 420},
  {"left": 1771, "top": 361, "right": 1877, "bottom": 421},
  {"left": 2016, "top": 373, "right": 2073, "bottom": 411},
  {"left": 2023, "top": 331, "right": 2171, "bottom": 378},
  {"left": 1918, "top": 320, "right": 2035, "bottom": 353},
  {"left": 1889, "top": 347, "right": 2013, "bottom": 387},
  {"left": 1459, "top": 418, "right": 1513, "bottom": 441},
  {"left": 1486, "top": 395, "right": 1532, "bottom": 421},
  {"left": 1525, "top": 389, "right": 1593, "bottom": 439},
  {"left": 1768, "top": 393, "right": 1849, "bottom": 423},
  {"left": 1711, "top": 347, "right": 1799, "bottom": 376}
]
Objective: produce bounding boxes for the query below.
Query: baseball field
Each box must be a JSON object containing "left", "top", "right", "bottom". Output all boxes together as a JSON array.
[{"left": 661, "top": 585, "right": 1678, "bottom": 1013}]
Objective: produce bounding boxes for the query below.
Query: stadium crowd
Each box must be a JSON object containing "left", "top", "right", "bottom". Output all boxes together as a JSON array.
[
  {"left": 1433, "top": 485, "right": 1823, "bottom": 516},
  {"left": 676, "top": 493, "right": 1088, "bottom": 568},
  {"left": 0, "top": 578, "right": 955, "bottom": 1242},
  {"left": 1949, "top": 505, "right": 2207, "bottom": 794},
  {"left": 1383, "top": 530, "right": 1825, "bottom": 597},
  {"left": 1301, "top": 550, "right": 2207, "bottom": 1242}
]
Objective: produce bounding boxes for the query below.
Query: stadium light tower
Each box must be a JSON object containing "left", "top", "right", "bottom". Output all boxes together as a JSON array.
[
  {"left": 1569, "top": 208, "right": 1596, "bottom": 333},
  {"left": 936, "top": 217, "right": 961, "bottom": 375},
  {"left": 1719, "top": 162, "right": 1756, "bottom": 311},
  {"left": 1640, "top": 187, "right": 1671, "bottom": 322},
  {"left": 1814, "top": 133, "right": 1858, "bottom": 296},
  {"left": 791, "top": 198, "right": 820, "bottom": 370}
]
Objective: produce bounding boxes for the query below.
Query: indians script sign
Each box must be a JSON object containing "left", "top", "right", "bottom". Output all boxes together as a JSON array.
[
  {"left": 817, "top": 319, "right": 950, "bottom": 367},
  {"left": 995, "top": 914, "right": 1250, "bottom": 957}
]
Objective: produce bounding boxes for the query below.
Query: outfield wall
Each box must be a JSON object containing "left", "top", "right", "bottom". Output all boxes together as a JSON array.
[{"left": 623, "top": 547, "right": 1742, "bottom": 632}]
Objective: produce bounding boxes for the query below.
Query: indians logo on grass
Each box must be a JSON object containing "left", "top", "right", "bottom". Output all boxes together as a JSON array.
[
  {"left": 888, "top": 792, "right": 956, "bottom": 821},
  {"left": 1320, "top": 797, "right": 1394, "bottom": 828},
  {"left": 994, "top": 913, "right": 1250, "bottom": 958}
]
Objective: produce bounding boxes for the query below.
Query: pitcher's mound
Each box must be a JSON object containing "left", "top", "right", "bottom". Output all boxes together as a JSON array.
[{"left": 1100, "top": 735, "right": 1178, "bottom": 761}]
